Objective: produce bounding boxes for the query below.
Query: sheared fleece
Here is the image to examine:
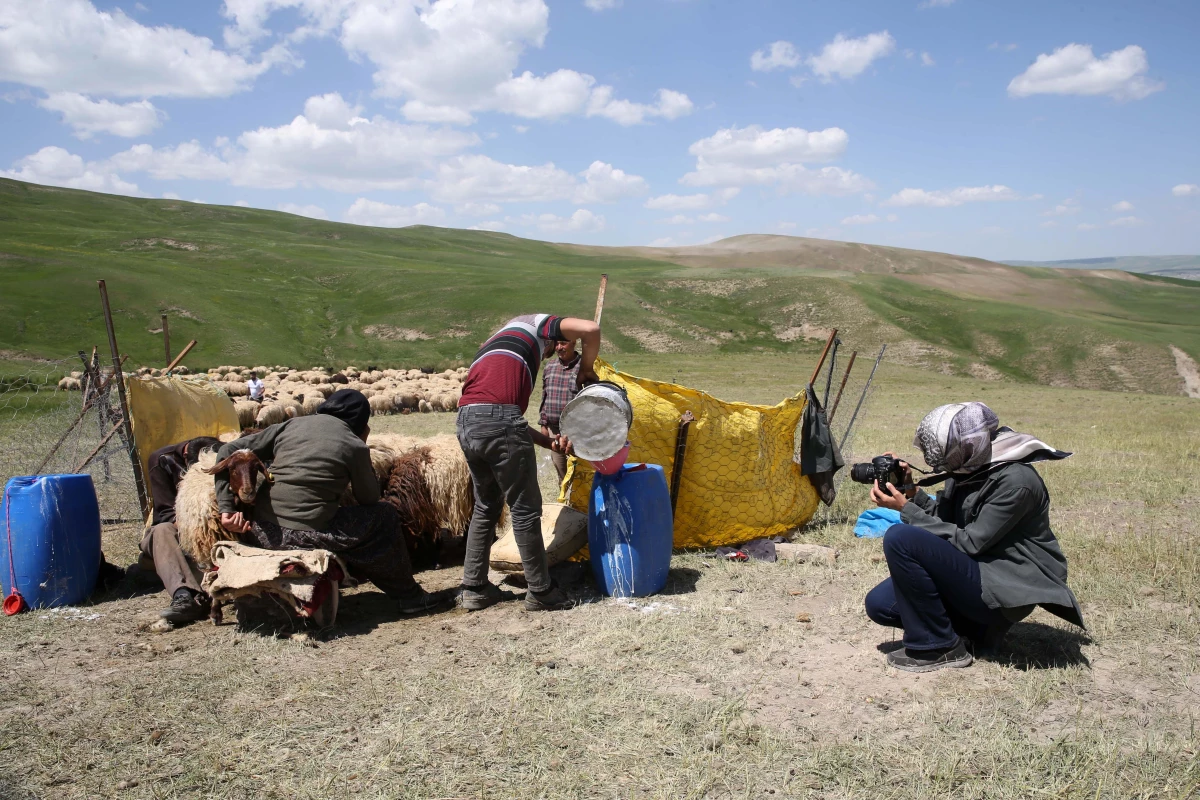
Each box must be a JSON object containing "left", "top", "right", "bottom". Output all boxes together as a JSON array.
[{"left": 215, "top": 414, "right": 378, "bottom": 531}]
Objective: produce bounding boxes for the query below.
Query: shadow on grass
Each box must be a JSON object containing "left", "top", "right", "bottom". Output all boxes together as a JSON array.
[{"left": 990, "top": 620, "right": 1092, "bottom": 670}]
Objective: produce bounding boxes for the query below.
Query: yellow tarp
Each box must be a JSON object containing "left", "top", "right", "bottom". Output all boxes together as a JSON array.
[
  {"left": 127, "top": 376, "right": 241, "bottom": 490},
  {"left": 559, "top": 359, "right": 819, "bottom": 548}
]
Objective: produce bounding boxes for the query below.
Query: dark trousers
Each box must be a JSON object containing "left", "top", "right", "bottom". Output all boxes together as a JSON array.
[
  {"left": 864, "top": 524, "right": 1005, "bottom": 651},
  {"left": 457, "top": 404, "right": 550, "bottom": 593},
  {"left": 140, "top": 522, "right": 203, "bottom": 596},
  {"left": 248, "top": 504, "right": 419, "bottom": 598}
]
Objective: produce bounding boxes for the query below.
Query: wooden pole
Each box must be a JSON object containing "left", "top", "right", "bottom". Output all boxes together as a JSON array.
[
  {"left": 98, "top": 280, "right": 151, "bottom": 520},
  {"left": 162, "top": 314, "right": 170, "bottom": 367},
  {"left": 164, "top": 340, "right": 196, "bottom": 376},
  {"left": 73, "top": 420, "right": 124, "bottom": 473},
  {"left": 827, "top": 350, "right": 857, "bottom": 425},
  {"left": 822, "top": 336, "right": 840, "bottom": 407},
  {"left": 807, "top": 328, "right": 839, "bottom": 390},
  {"left": 669, "top": 411, "right": 694, "bottom": 515},
  {"left": 593, "top": 273, "right": 608, "bottom": 325}
]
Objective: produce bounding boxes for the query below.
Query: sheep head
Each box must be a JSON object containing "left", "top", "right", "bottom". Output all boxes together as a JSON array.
[{"left": 206, "top": 449, "right": 270, "bottom": 505}]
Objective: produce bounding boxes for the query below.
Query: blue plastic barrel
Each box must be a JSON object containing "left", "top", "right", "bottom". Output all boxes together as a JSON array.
[
  {"left": 1, "top": 475, "right": 102, "bottom": 609},
  {"left": 587, "top": 463, "right": 673, "bottom": 598}
]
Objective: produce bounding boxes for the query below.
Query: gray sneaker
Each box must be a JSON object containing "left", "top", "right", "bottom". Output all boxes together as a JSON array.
[
  {"left": 886, "top": 639, "right": 973, "bottom": 673},
  {"left": 459, "top": 582, "right": 511, "bottom": 611},
  {"left": 524, "top": 583, "right": 573, "bottom": 612}
]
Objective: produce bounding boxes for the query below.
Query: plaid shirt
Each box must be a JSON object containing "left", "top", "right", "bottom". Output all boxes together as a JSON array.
[{"left": 539, "top": 353, "right": 581, "bottom": 429}]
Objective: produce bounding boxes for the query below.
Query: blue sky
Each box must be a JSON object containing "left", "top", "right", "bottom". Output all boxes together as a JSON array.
[{"left": 2, "top": 0, "right": 1198, "bottom": 261}]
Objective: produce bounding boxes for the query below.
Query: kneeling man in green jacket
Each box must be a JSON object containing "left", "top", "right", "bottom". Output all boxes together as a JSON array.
[{"left": 865, "top": 401, "right": 1084, "bottom": 673}]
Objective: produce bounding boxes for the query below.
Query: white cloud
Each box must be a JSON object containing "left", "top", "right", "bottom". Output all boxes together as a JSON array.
[
  {"left": 662, "top": 214, "right": 692, "bottom": 225},
  {"left": 215, "top": 0, "right": 690, "bottom": 126},
  {"left": 918, "top": 0, "right": 956, "bottom": 7},
  {"left": 842, "top": 213, "right": 880, "bottom": 225},
  {"left": 234, "top": 200, "right": 251, "bottom": 207},
  {"left": 1040, "top": 220, "right": 1059, "bottom": 229},
  {"left": 278, "top": 202, "right": 328, "bottom": 220},
  {"left": 778, "top": 222, "right": 797, "bottom": 231},
  {"left": 697, "top": 212, "right": 730, "bottom": 223},
  {"left": 1172, "top": 184, "right": 1199, "bottom": 197},
  {"left": 344, "top": 198, "right": 446, "bottom": 227},
  {"left": 920, "top": 52, "right": 935, "bottom": 67},
  {"left": 886, "top": 213, "right": 898, "bottom": 222},
  {"left": 1107, "top": 215, "right": 1142, "bottom": 227},
  {"left": 807, "top": 32, "right": 896, "bottom": 81},
  {"left": 688, "top": 125, "right": 848, "bottom": 166},
  {"left": 37, "top": 92, "right": 164, "bottom": 138},
  {"left": 573, "top": 161, "right": 648, "bottom": 203},
  {"left": 883, "top": 185, "right": 1023, "bottom": 207},
  {"left": 751, "top": 41, "right": 801, "bottom": 72},
  {"left": 430, "top": 155, "right": 644, "bottom": 205},
  {"left": 1, "top": 145, "right": 140, "bottom": 195},
  {"left": 431, "top": 154, "right": 576, "bottom": 204},
  {"left": 494, "top": 69, "right": 595, "bottom": 120},
  {"left": 1007, "top": 44, "right": 1163, "bottom": 101},
  {"left": 468, "top": 220, "right": 506, "bottom": 231},
  {"left": 644, "top": 188, "right": 740, "bottom": 211},
  {"left": 0, "top": 0, "right": 281, "bottom": 98},
  {"left": 989, "top": 42, "right": 1019, "bottom": 52},
  {"left": 456, "top": 202, "right": 502, "bottom": 216},
  {"left": 107, "top": 94, "right": 479, "bottom": 192},
  {"left": 679, "top": 125, "right": 869, "bottom": 195},
  {"left": 1111, "top": 200, "right": 1134, "bottom": 212},
  {"left": 517, "top": 209, "right": 605, "bottom": 234},
  {"left": 584, "top": 0, "right": 621, "bottom": 10},
  {"left": 587, "top": 87, "right": 694, "bottom": 125},
  {"left": 1042, "top": 198, "right": 1080, "bottom": 216},
  {"left": 1077, "top": 223, "right": 1099, "bottom": 231}
]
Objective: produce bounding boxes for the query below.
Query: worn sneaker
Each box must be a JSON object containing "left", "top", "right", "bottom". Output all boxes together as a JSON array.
[
  {"left": 524, "top": 582, "right": 573, "bottom": 612},
  {"left": 396, "top": 586, "right": 457, "bottom": 615},
  {"left": 159, "top": 588, "right": 211, "bottom": 624},
  {"left": 886, "top": 639, "right": 973, "bottom": 673},
  {"left": 458, "top": 582, "right": 511, "bottom": 611}
]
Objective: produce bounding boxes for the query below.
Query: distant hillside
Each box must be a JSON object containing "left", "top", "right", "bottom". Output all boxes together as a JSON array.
[
  {"left": 1, "top": 178, "right": 1198, "bottom": 397},
  {"left": 1002, "top": 255, "right": 1200, "bottom": 282}
]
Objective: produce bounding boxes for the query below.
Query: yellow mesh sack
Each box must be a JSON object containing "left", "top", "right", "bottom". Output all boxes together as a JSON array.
[{"left": 559, "top": 359, "right": 818, "bottom": 548}]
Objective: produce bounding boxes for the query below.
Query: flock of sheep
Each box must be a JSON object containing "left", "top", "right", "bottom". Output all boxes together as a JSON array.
[{"left": 58, "top": 363, "right": 469, "bottom": 430}]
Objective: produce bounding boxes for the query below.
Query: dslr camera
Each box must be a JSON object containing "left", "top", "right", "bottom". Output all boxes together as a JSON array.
[{"left": 850, "top": 455, "right": 908, "bottom": 491}]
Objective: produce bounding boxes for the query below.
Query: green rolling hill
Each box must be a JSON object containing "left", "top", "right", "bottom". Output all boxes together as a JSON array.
[
  {"left": 1002, "top": 255, "right": 1200, "bottom": 282},
  {"left": 1, "top": 177, "right": 1198, "bottom": 396}
]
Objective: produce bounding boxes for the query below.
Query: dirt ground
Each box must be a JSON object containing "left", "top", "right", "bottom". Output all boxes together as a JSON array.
[{"left": 1, "top": 356, "right": 1198, "bottom": 799}]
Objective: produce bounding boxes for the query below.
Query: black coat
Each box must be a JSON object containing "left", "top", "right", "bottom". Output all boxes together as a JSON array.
[{"left": 900, "top": 461, "right": 1084, "bottom": 628}]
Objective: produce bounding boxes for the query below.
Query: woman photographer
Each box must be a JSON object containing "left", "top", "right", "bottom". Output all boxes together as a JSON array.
[{"left": 864, "top": 402, "right": 1084, "bottom": 672}]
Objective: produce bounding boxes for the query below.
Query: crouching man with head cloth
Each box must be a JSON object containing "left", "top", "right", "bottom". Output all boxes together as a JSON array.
[
  {"left": 864, "top": 401, "right": 1084, "bottom": 672},
  {"left": 214, "top": 389, "right": 455, "bottom": 615},
  {"left": 142, "top": 436, "right": 222, "bottom": 624},
  {"left": 456, "top": 313, "right": 601, "bottom": 612}
]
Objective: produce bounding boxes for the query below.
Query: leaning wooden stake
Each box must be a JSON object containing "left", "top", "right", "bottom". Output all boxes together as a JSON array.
[
  {"left": 98, "top": 280, "right": 151, "bottom": 520},
  {"left": 164, "top": 340, "right": 196, "bottom": 376},
  {"left": 822, "top": 336, "right": 841, "bottom": 408},
  {"left": 593, "top": 273, "right": 608, "bottom": 325},
  {"left": 161, "top": 314, "right": 170, "bottom": 367},
  {"left": 807, "top": 328, "right": 839, "bottom": 390},
  {"left": 73, "top": 420, "right": 124, "bottom": 474},
  {"left": 669, "top": 411, "right": 695, "bottom": 515},
  {"left": 826, "top": 350, "right": 857, "bottom": 425}
]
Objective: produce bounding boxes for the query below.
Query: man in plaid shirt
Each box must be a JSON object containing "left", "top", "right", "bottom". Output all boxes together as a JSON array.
[{"left": 539, "top": 340, "right": 582, "bottom": 483}]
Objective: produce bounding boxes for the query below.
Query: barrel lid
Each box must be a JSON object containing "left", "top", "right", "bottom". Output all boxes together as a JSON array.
[{"left": 560, "top": 384, "right": 633, "bottom": 462}]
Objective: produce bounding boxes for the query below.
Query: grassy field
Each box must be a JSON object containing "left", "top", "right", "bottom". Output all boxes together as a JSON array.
[
  {"left": 0, "top": 353, "right": 1197, "bottom": 799},
  {"left": 2, "top": 178, "right": 1198, "bottom": 396}
]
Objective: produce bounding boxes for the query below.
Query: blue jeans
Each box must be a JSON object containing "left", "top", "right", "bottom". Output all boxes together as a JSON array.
[{"left": 864, "top": 524, "right": 1005, "bottom": 651}]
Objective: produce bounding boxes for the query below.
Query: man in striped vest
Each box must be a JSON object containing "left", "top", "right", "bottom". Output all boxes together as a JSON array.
[{"left": 456, "top": 314, "right": 601, "bottom": 612}]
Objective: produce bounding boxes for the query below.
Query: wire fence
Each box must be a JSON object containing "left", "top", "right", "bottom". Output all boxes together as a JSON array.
[{"left": 0, "top": 354, "right": 143, "bottom": 526}]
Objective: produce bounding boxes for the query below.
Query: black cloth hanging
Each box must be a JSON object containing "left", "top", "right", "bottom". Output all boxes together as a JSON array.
[{"left": 799, "top": 385, "right": 845, "bottom": 506}]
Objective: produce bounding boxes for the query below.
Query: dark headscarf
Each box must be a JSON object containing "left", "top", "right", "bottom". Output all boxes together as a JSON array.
[{"left": 316, "top": 389, "right": 371, "bottom": 437}]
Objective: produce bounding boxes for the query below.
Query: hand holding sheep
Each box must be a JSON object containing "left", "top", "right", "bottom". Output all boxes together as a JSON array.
[{"left": 220, "top": 511, "right": 252, "bottom": 534}]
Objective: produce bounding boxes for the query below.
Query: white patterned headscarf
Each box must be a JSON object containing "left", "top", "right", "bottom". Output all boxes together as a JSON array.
[{"left": 913, "top": 402, "right": 1000, "bottom": 473}]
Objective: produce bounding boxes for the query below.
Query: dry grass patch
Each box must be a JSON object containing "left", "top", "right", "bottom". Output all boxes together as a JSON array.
[{"left": 1, "top": 356, "right": 1198, "bottom": 798}]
